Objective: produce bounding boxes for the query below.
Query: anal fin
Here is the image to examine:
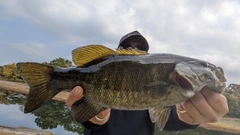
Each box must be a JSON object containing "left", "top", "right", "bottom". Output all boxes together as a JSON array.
[
  {"left": 149, "top": 106, "right": 171, "bottom": 130},
  {"left": 71, "top": 96, "right": 105, "bottom": 123}
]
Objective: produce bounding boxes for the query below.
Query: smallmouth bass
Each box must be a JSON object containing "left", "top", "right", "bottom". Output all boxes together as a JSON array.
[{"left": 16, "top": 45, "right": 226, "bottom": 130}]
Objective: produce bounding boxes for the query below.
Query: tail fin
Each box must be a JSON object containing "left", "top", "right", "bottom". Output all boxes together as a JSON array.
[{"left": 17, "top": 62, "right": 59, "bottom": 113}]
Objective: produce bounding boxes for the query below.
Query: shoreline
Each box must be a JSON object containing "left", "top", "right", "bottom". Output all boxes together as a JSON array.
[
  {"left": 0, "top": 80, "right": 69, "bottom": 102},
  {"left": 0, "top": 125, "right": 53, "bottom": 135}
]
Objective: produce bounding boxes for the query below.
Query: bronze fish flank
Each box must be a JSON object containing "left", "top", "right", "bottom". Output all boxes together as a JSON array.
[{"left": 16, "top": 45, "right": 226, "bottom": 130}]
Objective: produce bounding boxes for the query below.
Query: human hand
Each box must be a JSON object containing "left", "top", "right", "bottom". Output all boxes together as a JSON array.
[
  {"left": 176, "top": 86, "right": 228, "bottom": 125},
  {"left": 66, "top": 86, "right": 111, "bottom": 125}
]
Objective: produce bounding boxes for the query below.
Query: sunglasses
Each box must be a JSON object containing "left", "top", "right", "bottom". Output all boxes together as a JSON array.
[{"left": 120, "top": 44, "right": 145, "bottom": 51}]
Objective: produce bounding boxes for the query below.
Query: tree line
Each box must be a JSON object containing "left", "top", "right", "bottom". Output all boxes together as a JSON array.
[
  {"left": 224, "top": 84, "right": 240, "bottom": 118},
  {"left": 0, "top": 63, "right": 19, "bottom": 80},
  {"left": 0, "top": 57, "right": 240, "bottom": 118}
]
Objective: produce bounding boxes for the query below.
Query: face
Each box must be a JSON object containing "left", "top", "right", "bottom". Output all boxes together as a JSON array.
[
  {"left": 127, "top": 41, "right": 142, "bottom": 47},
  {"left": 121, "top": 40, "right": 144, "bottom": 50}
]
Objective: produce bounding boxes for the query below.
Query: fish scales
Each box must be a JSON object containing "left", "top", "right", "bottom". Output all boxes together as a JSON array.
[{"left": 50, "top": 56, "right": 178, "bottom": 109}]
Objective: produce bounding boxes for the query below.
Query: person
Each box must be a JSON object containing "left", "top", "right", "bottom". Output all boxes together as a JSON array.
[{"left": 66, "top": 31, "right": 229, "bottom": 135}]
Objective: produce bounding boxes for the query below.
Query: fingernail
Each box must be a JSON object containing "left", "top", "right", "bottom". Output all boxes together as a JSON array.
[{"left": 74, "top": 87, "right": 81, "bottom": 95}]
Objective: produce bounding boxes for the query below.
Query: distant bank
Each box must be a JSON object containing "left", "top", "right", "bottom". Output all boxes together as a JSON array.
[
  {"left": 0, "top": 79, "right": 69, "bottom": 102},
  {"left": 0, "top": 125, "right": 54, "bottom": 135}
]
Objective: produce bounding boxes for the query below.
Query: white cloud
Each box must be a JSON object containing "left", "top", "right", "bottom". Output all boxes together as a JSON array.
[{"left": 0, "top": 0, "right": 239, "bottom": 84}]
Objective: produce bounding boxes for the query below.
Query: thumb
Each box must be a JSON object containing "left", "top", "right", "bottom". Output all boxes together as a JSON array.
[{"left": 66, "top": 86, "right": 84, "bottom": 107}]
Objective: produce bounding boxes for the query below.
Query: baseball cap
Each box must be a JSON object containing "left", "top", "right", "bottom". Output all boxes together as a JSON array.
[{"left": 118, "top": 30, "right": 149, "bottom": 52}]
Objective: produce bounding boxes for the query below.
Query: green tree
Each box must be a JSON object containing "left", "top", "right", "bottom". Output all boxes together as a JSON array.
[
  {"left": 49, "top": 57, "right": 72, "bottom": 68},
  {"left": 0, "top": 89, "right": 26, "bottom": 107},
  {"left": 224, "top": 84, "right": 240, "bottom": 118},
  {"left": 2, "top": 63, "right": 19, "bottom": 80},
  {"left": 33, "top": 100, "right": 84, "bottom": 134}
]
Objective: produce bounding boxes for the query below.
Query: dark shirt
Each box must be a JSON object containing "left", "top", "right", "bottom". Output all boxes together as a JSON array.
[{"left": 82, "top": 106, "right": 198, "bottom": 135}]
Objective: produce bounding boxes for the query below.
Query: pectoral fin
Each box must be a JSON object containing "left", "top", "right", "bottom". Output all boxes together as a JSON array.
[{"left": 149, "top": 106, "right": 171, "bottom": 130}]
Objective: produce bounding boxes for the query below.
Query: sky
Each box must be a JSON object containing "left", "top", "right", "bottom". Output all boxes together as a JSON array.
[{"left": 0, "top": 0, "right": 239, "bottom": 85}]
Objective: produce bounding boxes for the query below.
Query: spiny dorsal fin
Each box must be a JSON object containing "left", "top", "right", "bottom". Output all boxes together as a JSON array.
[
  {"left": 72, "top": 45, "right": 115, "bottom": 67},
  {"left": 116, "top": 49, "right": 147, "bottom": 55}
]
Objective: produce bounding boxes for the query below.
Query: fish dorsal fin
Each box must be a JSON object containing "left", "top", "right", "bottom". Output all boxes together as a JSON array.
[
  {"left": 72, "top": 45, "right": 115, "bottom": 67},
  {"left": 116, "top": 49, "right": 147, "bottom": 55}
]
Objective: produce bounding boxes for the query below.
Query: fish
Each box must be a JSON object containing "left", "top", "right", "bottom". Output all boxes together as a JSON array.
[{"left": 16, "top": 45, "right": 226, "bottom": 130}]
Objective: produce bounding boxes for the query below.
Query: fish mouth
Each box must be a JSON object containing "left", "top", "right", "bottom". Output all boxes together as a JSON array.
[
  {"left": 173, "top": 71, "right": 193, "bottom": 91},
  {"left": 173, "top": 61, "right": 226, "bottom": 94}
]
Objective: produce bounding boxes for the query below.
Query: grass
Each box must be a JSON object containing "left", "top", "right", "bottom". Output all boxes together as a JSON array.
[{"left": 201, "top": 118, "right": 240, "bottom": 134}]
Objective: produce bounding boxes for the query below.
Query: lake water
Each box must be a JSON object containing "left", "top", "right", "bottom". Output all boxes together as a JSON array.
[
  {"left": 0, "top": 89, "right": 82, "bottom": 135},
  {"left": 0, "top": 89, "right": 238, "bottom": 135}
]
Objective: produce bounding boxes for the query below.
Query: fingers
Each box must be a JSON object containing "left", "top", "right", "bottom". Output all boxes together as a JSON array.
[
  {"left": 201, "top": 87, "right": 228, "bottom": 115},
  {"left": 176, "top": 103, "right": 195, "bottom": 125},
  {"left": 177, "top": 86, "right": 229, "bottom": 125},
  {"left": 189, "top": 89, "right": 218, "bottom": 122},
  {"left": 66, "top": 86, "right": 84, "bottom": 107}
]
